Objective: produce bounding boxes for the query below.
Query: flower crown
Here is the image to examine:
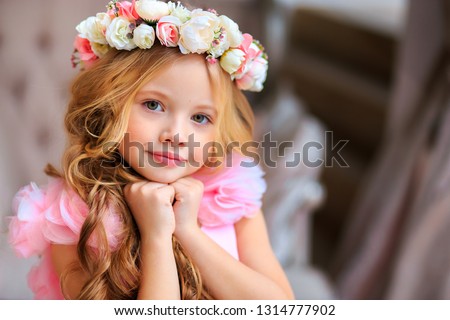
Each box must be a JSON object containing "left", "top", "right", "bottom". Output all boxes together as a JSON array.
[{"left": 72, "top": 0, "right": 268, "bottom": 92}]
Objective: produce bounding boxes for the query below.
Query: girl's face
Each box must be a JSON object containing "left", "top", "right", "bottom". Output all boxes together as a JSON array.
[{"left": 119, "top": 54, "right": 217, "bottom": 184}]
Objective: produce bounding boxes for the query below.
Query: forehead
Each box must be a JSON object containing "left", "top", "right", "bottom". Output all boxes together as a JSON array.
[{"left": 137, "top": 55, "right": 215, "bottom": 107}]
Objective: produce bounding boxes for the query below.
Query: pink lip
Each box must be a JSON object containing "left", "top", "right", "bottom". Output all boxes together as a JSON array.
[
  {"left": 151, "top": 151, "right": 186, "bottom": 162},
  {"left": 148, "top": 151, "right": 187, "bottom": 167}
]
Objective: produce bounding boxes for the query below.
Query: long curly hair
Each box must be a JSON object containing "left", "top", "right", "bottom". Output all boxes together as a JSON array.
[{"left": 47, "top": 44, "right": 255, "bottom": 299}]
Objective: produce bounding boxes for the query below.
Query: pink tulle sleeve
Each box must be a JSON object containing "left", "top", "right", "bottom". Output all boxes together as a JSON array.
[
  {"left": 193, "top": 152, "right": 267, "bottom": 227},
  {"left": 8, "top": 178, "right": 122, "bottom": 259}
]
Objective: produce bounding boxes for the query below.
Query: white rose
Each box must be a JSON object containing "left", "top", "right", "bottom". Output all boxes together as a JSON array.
[
  {"left": 133, "top": 24, "right": 156, "bottom": 49},
  {"left": 220, "top": 49, "right": 246, "bottom": 74},
  {"left": 76, "top": 13, "right": 111, "bottom": 45},
  {"left": 135, "top": 0, "right": 170, "bottom": 21},
  {"left": 219, "top": 15, "right": 243, "bottom": 48},
  {"left": 91, "top": 42, "right": 110, "bottom": 57},
  {"left": 209, "top": 39, "right": 229, "bottom": 58},
  {"left": 178, "top": 9, "right": 220, "bottom": 54},
  {"left": 105, "top": 17, "right": 137, "bottom": 50},
  {"left": 168, "top": 1, "right": 191, "bottom": 23},
  {"left": 96, "top": 13, "right": 112, "bottom": 33},
  {"left": 76, "top": 17, "right": 92, "bottom": 36}
]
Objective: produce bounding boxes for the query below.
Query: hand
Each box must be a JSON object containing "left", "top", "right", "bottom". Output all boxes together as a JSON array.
[
  {"left": 170, "top": 177, "right": 204, "bottom": 237},
  {"left": 123, "top": 181, "right": 176, "bottom": 241}
]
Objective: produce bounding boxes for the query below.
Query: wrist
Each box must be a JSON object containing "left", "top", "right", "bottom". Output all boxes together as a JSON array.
[
  {"left": 140, "top": 232, "right": 173, "bottom": 249},
  {"left": 174, "top": 223, "right": 202, "bottom": 243}
]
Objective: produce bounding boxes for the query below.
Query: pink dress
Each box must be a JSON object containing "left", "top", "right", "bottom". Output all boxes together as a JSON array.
[{"left": 8, "top": 153, "right": 266, "bottom": 299}]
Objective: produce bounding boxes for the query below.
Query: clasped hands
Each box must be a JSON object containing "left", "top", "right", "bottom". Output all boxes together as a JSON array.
[{"left": 123, "top": 177, "right": 203, "bottom": 242}]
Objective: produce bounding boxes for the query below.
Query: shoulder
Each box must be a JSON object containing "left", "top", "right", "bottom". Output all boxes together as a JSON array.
[
  {"left": 8, "top": 178, "right": 122, "bottom": 258},
  {"left": 194, "top": 152, "right": 267, "bottom": 227},
  {"left": 8, "top": 178, "right": 84, "bottom": 258}
]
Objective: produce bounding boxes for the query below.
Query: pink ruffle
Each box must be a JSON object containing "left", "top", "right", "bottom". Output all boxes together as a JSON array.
[
  {"left": 193, "top": 152, "right": 266, "bottom": 227},
  {"left": 8, "top": 178, "right": 122, "bottom": 259},
  {"left": 28, "top": 248, "right": 64, "bottom": 299},
  {"left": 9, "top": 182, "right": 53, "bottom": 258}
]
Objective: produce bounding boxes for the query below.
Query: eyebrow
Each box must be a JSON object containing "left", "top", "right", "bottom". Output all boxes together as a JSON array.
[
  {"left": 195, "top": 105, "right": 217, "bottom": 117},
  {"left": 136, "top": 88, "right": 171, "bottom": 100}
]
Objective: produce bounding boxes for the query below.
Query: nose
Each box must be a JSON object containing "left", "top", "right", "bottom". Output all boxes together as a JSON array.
[{"left": 159, "top": 118, "right": 188, "bottom": 147}]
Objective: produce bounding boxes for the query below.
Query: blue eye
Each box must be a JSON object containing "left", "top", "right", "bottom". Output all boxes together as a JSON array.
[
  {"left": 192, "top": 114, "right": 210, "bottom": 124},
  {"left": 144, "top": 100, "right": 163, "bottom": 111}
]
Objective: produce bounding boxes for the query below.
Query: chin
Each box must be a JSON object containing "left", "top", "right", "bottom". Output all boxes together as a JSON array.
[{"left": 138, "top": 168, "right": 190, "bottom": 184}]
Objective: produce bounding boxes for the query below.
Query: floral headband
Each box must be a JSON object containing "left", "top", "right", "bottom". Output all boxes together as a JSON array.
[{"left": 72, "top": 0, "right": 268, "bottom": 92}]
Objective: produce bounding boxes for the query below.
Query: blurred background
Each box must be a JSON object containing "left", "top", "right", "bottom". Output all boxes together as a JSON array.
[{"left": 1, "top": 0, "right": 449, "bottom": 299}]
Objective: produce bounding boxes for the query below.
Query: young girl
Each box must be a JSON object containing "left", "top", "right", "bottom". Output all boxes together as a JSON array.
[{"left": 8, "top": 0, "right": 294, "bottom": 300}]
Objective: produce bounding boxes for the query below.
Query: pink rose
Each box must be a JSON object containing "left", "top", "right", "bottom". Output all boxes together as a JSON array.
[
  {"left": 235, "top": 55, "right": 268, "bottom": 92},
  {"left": 116, "top": 0, "right": 140, "bottom": 20},
  {"left": 235, "top": 72, "right": 253, "bottom": 91},
  {"left": 232, "top": 33, "right": 268, "bottom": 92},
  {"left": 106, "top": 0, "right": 139, "bottom": 20},
  {"left": 73, "top": 35, "right": 98, "bottom": 67},
  {"left": 234, "top": 33, "right": 261, "bottom": 75},
  {"left": 156, "top": 15, "right": 181, "bottom": 47}
]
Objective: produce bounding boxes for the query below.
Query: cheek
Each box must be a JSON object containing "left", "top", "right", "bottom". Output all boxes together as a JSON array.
[
  {"left": 122, "top": 114, "right": 160, "bottom": 149},
  {"left": 118, "top": 136, "right": 138, "bottom": 167},
  {"left": 192, "top": 131, "right": 217, "bottom": 163},
  {"left": 117, "top": 127, "right": 151, "bottom": 166},
  {"left": 125, "top": 107, "right": 159, "bottom": 140}
]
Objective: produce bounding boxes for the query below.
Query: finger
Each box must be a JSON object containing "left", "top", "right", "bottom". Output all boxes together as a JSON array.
[
  {"left": 157, "top": 185, "right": 176, "bottom": 203},
  {"left": 174, "top": 176, "right": 196, "bottom": 184},
  {"left": 172, "top": 179, "right": 204, "bottom": 195},
  {"left": 170, "top": 182, "right": 189, "bottom": 199},
  {"left": 145, "top": 180, "right": 169, "bottom": 188},
  {"left": 170, "top": 178, "right": 194, "bottom": 190},
  {"left": 124, "top": 181, "right": 147, "bottom": 195},
  {"left": 140, "top": 181, "right": 168, "bottom": 192}
]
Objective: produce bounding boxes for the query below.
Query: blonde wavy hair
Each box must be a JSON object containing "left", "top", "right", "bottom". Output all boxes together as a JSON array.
[{"left": 46, "top": 43, "right": 255, "bottom": 299}]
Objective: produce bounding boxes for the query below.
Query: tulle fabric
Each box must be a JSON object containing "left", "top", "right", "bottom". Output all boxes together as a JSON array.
[
  {"left": 8, "top": 153, "right": 266, "bottom": 299},
  {"left": 8, "top": 178, "right": 122, "bottom": 259},
  {"left": 27, "top": 247, "right": 65, "bottom": 300},
  {"left": 194, "top": 152, "right": 267, "bottom": 227}
]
